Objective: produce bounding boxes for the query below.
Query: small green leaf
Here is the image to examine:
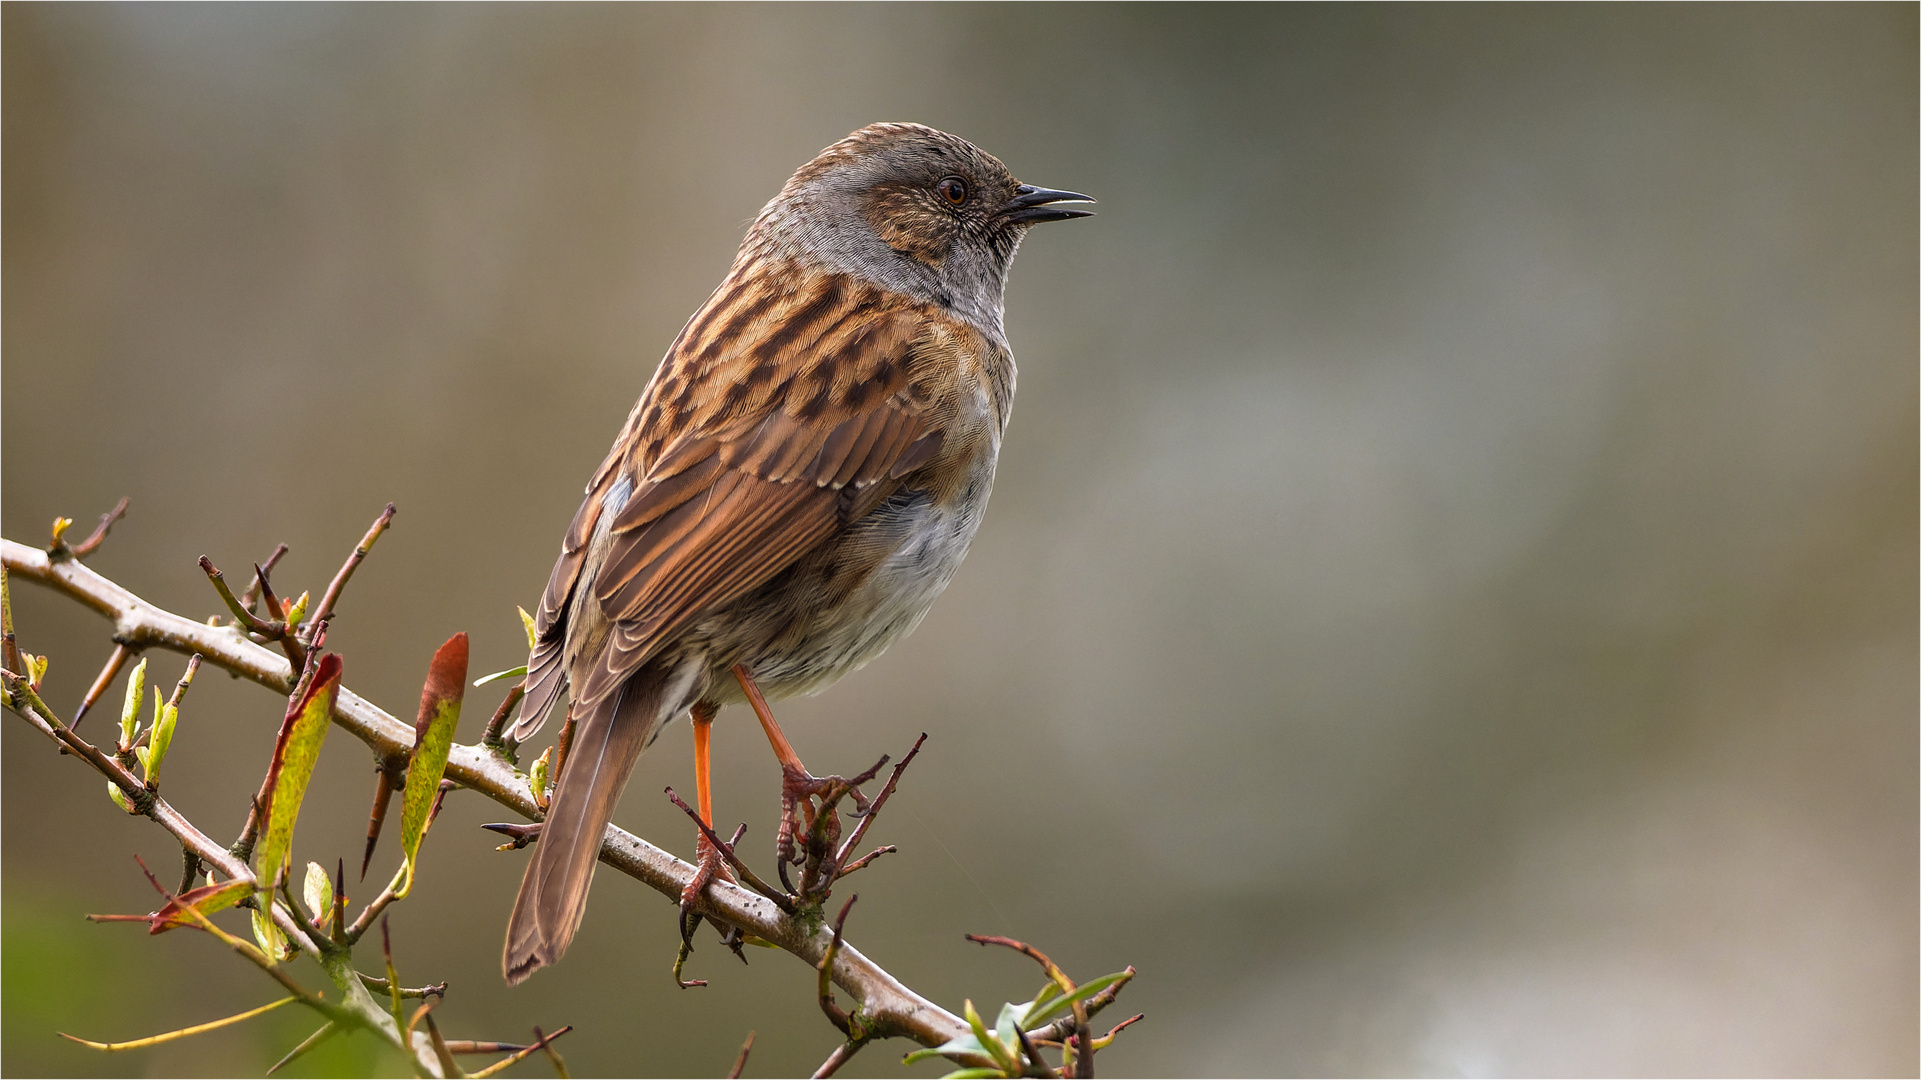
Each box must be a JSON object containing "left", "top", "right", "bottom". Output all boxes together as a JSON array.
[
  {"left": 397, "top": 634, "right": 466, "bottom": 898},
  {"left": 964, "top": 999, "right": 1020, "bottom": 1075},
  {"left": 283, "top": 590, "right": 310, "bottom": 628},
  {"left": 145, "top": 695, "right": 178, "bottom": 785},
  {"left": 1018, "top": 981, "right": 1066, "bottom": 1029},
  {"left": 251, "top": 905, "right": 287, "bottom": 960},
  {"left": 107, "top": 782, "right": 131, "bottom": 812},
  {"left": 1019, "top": 970, "right": 1133, "bottom": 1028},
  {"left": 517, "top": 606, "right": 538, "bottom": 650},
  {"left": 253, "top": 655, "right": 342, "bottom": 904},
  {"left": 994, "top": 1001, "right": 1024, "bottom": 1063},
  {"left": 119, "top": 657, "right": 148, "bottom": 748},
  {"left": 302, "top": 861, "right": 332, "bottom": 923},
  {"left": 472, "top": 665, "right": 527, "bottom": 688},
  {"left": 940, "top": 1070, "right": 1009, "bottom": 1079}
]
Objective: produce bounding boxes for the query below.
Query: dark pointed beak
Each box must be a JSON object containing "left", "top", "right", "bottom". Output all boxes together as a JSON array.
[{"left": 1003, "top": 184, "right": 1096, "bottom": 224}]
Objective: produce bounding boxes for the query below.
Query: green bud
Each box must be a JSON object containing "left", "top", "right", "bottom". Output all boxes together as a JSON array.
[
  {"left": 145, "top": 694, "right": 177, "bottom": 785},
  {"left": 107, "top": 782, "right": 131, "bottom": 813},
  {"left": 529, "top": 746, "right": 552, "bottom": 806},
  {"left": 517, "top": 606, "right": 538, "bottom": 650},
  {"left": 119, "top": 657, "right": 148, "bottom": 750}
]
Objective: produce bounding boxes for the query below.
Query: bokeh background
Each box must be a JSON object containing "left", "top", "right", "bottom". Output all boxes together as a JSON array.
[{"left": 4, "top": 5, "right": 1915, "bottom": 1077}]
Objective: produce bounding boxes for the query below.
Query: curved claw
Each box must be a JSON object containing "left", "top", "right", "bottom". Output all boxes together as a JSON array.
[{"left": 778, "top": 764, "right": 833, "bottom": 866}]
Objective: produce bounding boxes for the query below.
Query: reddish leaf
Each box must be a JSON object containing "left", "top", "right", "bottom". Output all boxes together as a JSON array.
[
  {"left": 397, "top": 634, "right": 466, "bottom": 897},
  {"left": 147, "top": 878, "right": 252, "bottom": 934},
  {"left": 254, "top": 654, "right": 342, "bottom": 894}
]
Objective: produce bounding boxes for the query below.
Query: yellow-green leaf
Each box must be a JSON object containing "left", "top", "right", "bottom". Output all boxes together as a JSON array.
[
  {"left": 119, "top": 657, "right": 148, "bottom": 748},
  {"left": 253, "top": 655, "right": 342, "bottom": 901},
  {"left": 517, "top": 606, "right": 537, "bottom": 650},
  {"left": 964, "top": 999, "right": 1020, "bottom": 1075},
  {"left": 107, "top": 782, "right": 131, "bottom": 813},
  {"left": 472, "top": 665, "right": 526, "bottom": 688},
  {"left": 1019, "top": 970, "right": 1132, "bottom": 1028},
  {"left": 145, "top": 695, "right": 177, "bottom": 785},
  {"left": 397, "top": 634, "right": 466, "bottom": 897}
]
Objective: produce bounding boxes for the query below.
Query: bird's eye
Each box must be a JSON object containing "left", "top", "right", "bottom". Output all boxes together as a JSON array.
[{"left": 936, "top": 176, "right": 968, "bottom": 206}]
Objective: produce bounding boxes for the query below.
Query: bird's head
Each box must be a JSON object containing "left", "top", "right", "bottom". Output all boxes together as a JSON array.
[{"left": 747, "top": 122, "right": 1093, "bottom": 334}]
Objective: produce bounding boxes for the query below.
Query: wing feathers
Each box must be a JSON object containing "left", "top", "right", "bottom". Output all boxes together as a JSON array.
[
  {"left": 517, "top": 269, "right": 965, "bottom": 731},
  {"left": 890, "top": 430, "right": 946, "bottom": 479}
]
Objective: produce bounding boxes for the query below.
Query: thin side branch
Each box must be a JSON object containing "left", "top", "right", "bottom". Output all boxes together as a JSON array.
[
  {"left": 666, "top": 787, "right": 795, "bottom": 912},
  {"left": 357, "top": 972, "right": 448, "bottom": 999},
  {"left": 306, "top": 503, "right": 395, "bottom": 637},
  {"left": 61, "top": 995, "right": 298, "bottom": 1052},
  {"left": 465, "top": 1025, "right": 572, "bottom": 1080},
  {"left": 727, "top": 1031, "right": 756, "bottom": 1079},
  {"left": 813, "top": 1041, "right": 861, "bottom": 1079},
  {"left": 818, "top": 895, "right": 859, "bottom": 1035},
  {"left": 70, "top": 642, "right": 131, "bottom": 731},
  {"left": 239, "top": 543, "right": 290, "bottom": 614},
  {"left": 62, "top": 497, "right": 130, "bottom": 560}
]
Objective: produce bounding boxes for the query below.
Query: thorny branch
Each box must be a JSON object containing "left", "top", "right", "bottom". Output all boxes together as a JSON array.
[
  {"left": 3, "top": 535, "right": 979, "bottom": 1051},
  {"left": 0, "top": 649, "right": 452, "bottom": 1072},
  {"left": 5, "top": 505, "right": 1140, "bottom": 1074}
]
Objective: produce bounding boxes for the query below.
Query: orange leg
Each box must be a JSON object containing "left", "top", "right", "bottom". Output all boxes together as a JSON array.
[
  {"left": 692, "top": 702, "right": 718, "bottom": 826},
  {"left": 732, "top": 664, "right": 828, "bottom": 868},
  {"left": 680, "top": 702, "right": 733, "bottom": 922},
  {"left": 732, "top": 663, "right": 804, "bottom": 772}
]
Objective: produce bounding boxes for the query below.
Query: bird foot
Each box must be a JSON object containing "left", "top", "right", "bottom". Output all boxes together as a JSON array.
[
  {"left": 777, "top": 762, "right": 839, "bottom": 867},
  {"left": 678, "top": 830, "right": 737, "bottom": 934}
]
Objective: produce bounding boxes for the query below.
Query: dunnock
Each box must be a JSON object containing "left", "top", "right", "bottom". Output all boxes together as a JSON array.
[{"left": 504, "top": 122, "right": 1091, "bottom": 984}]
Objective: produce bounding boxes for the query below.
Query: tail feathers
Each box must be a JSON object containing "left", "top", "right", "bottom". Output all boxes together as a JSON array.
[
  {"left": 510, "top": 637, "right": 569, "bottom": 743},
  {"left": 502, "top": 671, "right": 664, "bottom": 985}
]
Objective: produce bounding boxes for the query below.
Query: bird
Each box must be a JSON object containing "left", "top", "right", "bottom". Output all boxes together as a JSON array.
[{"left": 502, "top": 122, "right": 1092, "bottom": 985}]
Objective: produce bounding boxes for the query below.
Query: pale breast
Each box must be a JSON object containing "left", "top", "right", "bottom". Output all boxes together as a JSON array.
[{"left": 685, "top": 380, "right": 1005, "bottom": 703}]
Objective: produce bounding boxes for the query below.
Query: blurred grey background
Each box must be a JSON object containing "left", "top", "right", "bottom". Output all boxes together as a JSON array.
[{"left": 4, "top": 4, "right": 1915, "bottom": 1077}]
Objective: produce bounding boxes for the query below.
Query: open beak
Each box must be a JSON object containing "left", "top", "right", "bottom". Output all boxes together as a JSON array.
[{"left": 1003, "top": 183, "right": 1096, "bottom": 224}]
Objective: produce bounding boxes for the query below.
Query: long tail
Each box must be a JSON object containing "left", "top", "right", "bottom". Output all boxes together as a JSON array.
[{"left": 503, "top": 666, "right": 667, "bottom": 985}]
